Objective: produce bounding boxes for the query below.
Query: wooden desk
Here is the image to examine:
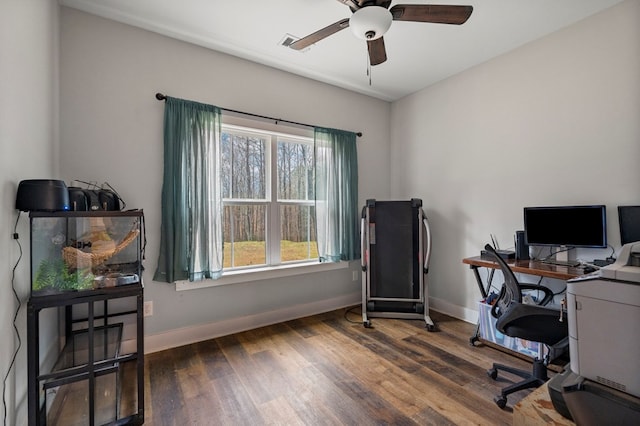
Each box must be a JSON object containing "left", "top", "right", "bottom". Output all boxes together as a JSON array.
[
  {"left": 463, "top": 256, "right": 585, "bottom": 283},
  {"left": 463, "top": 256, "right": 585, "bottom": 307},
  {"left": 463, "top": 255, "right": 584, "bottom": 348}
]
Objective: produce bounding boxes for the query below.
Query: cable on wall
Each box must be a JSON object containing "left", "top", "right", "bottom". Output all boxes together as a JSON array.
[{"left": 3, "top": 213, "right": 23, "bottom": 426}]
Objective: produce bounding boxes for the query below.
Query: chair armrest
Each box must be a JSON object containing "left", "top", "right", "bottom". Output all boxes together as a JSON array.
[{"left": 518, "top": 284, "right": 555, "bottom": 306}]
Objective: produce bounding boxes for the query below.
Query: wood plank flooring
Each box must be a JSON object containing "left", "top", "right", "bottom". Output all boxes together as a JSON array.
[{"left": 144, "top": 308, "right": 543, "bottom": 425}]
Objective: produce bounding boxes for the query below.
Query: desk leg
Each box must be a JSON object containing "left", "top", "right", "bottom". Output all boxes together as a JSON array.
[
  {"left": 472, "top": 265, "right": 490, "bottom": 299},
  {"left": 469, "top": 265, "right": 494, "bottom": 346}
]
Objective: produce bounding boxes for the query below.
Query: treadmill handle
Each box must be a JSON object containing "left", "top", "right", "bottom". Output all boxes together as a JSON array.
[
  {"left": 360, "top": 216, "right": 367, "bottom": 270},
  {"left": 422, "top": 210, "right": 432, "bottom": 274}
]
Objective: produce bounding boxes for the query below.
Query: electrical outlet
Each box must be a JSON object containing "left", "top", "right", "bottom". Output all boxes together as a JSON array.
[
  {"left": 352, "top": 271, "right": 358, "bottom": 281},
  {"left": 143, "top": 301, "right": 153, "bottom": 317}
]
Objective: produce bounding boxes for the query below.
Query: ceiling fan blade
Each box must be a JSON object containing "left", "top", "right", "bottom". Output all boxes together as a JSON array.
[
  {"left": 335, "top": 0, "right": 361, "bottom": 10},
  {"left": 289, "top": 18, "right": 350, "bottom": 50},
  {"left": 390, "top": 4, "right": 473, "bottom": 25},
  {"left": 336, "top": 1, "right": 391, "bottom": 12},
  {"left": 367, "top": 37, "right": 387, "bottom": 66}
]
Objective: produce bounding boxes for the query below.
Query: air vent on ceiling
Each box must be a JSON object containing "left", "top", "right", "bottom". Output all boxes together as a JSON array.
[{"left": 279, "top": 34, "right": 309, "bottom": 52}]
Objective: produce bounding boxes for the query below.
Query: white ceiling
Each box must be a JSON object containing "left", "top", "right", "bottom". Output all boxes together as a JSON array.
[{"left": 59, "top": 0, "right": 624, "bottom": 102}]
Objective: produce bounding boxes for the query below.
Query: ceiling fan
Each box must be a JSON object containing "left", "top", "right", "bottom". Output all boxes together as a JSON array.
[{"left": 289, "top": 1, "right": 473, "bottom": 66}]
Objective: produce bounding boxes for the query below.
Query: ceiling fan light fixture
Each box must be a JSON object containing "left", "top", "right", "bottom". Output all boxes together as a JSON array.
[{"left": 349, "top": 6, "right": 392, "bottom": 40}]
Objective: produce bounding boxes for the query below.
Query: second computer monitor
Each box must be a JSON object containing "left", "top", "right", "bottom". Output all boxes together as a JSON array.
[{"left": 618, "top": 205, "right": 640, "bottom": 245}]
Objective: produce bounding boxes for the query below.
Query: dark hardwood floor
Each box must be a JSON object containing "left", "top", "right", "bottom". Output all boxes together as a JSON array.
[{"left": 144, "top": 308, "right": 542, "bottom": 425}]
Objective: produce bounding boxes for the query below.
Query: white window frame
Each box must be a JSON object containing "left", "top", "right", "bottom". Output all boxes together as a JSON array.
[
  {"left": 273, "top": 134, "right": 316, "bottom": 265},
  {"left": 176, "top": 118, "right": 344, "bottom": 291},
  {"left": 221, "top": 123, "right": 317, "bottom": 269},
  {"left": 221, "top": 124, "right": 271, "bottom": 269},
  {"left": 175, "top": 260, "right": 348, "bottom": 291}
]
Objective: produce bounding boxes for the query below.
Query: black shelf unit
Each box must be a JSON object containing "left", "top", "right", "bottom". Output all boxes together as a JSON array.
[
  {"left": 26, "top": 210, "right": 144, "bottom": 425},
  {"left": 27, "top": 284, "right": 144, "bottom": 425}
]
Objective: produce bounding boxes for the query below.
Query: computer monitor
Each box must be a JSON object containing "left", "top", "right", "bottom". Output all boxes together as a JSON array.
[
  {"left": 523, "top": 205, "right": 607, "bottom": 248},
  {"left": 618, "top": 205, "right": 640, "bottom": 245}
]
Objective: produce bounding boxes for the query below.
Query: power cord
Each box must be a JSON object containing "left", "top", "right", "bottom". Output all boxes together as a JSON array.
[
  {"left": 542, "top": 246, "right": 575, "bottom": 261},
  {"left": 344, "top": 306, "right": 364, "bottom": 324},
  {"left": 553, "top": 286, "right": 567, "bottom": 296},
  {"left": 531, "top": 275, "right": 567, "bottom": 298},
  {"left": 3, "top": 213, "right": 23, "bottom": 426},
  {"left": 485, "top": 268, "right": 503, "bottom": 299}
]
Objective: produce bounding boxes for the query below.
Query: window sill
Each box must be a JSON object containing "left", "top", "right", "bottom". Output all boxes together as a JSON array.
[{"left": 175, "top": 261, "right": 350, "bottom": 291}]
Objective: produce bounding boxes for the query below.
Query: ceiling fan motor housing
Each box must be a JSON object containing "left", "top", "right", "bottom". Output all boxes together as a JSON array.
[{"left": 350, "top": 6, "right": 393, "bottom": 40}]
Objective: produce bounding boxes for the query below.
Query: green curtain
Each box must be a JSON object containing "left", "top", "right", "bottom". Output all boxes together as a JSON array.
[
  {"left": 314, "top": 127, "right": 360, "bottom": 262},
  {"left": 154, "top": 97, "right": 223, "bottom": 282}
]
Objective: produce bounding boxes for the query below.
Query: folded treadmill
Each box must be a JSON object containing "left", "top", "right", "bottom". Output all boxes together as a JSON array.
[{"left": 360, "top": 198, "right": 435, "bottom": 330}]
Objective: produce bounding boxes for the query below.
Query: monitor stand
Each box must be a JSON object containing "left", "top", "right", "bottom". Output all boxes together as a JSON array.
[{"left": 547, "top": 246, "right": 580, "bottom": 267}]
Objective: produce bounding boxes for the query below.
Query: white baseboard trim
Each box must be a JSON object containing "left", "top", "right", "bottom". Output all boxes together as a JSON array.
[
  {"left": 144, "top": 292, "right": 361, "bottom": 354},
  {"left": 429, "top": 296, "right": 479, "bottom": 324},
  {"left": 144, "top": 293, "right": 479, "bottom": 354}
]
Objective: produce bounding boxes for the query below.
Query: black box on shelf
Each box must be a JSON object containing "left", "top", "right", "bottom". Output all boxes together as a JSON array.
[{"left": 480, "top": 249, "right": 515, "bottom": 261}]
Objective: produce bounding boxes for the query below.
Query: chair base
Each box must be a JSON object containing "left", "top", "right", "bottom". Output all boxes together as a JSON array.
[{"left": 487, "top": 358, "right": 548, "bottom": 409}]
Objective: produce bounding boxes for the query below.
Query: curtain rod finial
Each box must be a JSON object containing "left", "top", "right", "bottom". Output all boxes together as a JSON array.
[
  {"left": 356, "top": 132, "right": 363, "bottom": 137},
  {"left": 155, "top": 93, "right": 166, "bottom": 101}
]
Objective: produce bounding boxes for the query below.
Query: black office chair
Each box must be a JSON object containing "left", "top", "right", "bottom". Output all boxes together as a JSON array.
[{"left": 483, "top": 244, "right": 569, "bottom": 409}]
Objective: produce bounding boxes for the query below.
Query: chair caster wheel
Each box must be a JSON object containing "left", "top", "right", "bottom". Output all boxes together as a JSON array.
[
  {"left": 494, "top": 396, "right": 507, "bottom": 409},
  {"left": 487, "top": 368, "right": 498, "bottom": 380},
  {"left": 426, "top": 324, "right": 436, "bottom": 332},
  {"left": 363, "top": 320, "right": 372, "bottom": 328}
]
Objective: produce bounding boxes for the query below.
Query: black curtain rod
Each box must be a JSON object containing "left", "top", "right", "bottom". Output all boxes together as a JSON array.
[{"left": 155, "top": 93, "right": 362, "bottom": 137}]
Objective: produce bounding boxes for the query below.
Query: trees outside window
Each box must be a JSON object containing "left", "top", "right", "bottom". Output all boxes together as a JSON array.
[{"left": 221, "top": 126, "right": 317, "bottom": 269}]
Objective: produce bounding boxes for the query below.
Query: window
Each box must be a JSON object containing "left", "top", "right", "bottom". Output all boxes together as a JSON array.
[
  {"left": 156, "top": 96, "right": 359, "bottom": 286},
  {"left": 156, "top": 97, "right": 358, "bottom": 287},
  {"left": 221, "top": 124, "right": 318, "bottom": 270}
]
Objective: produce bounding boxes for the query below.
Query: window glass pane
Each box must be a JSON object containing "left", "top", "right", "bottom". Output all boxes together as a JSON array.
[
  {"left": 277, "top": 139, "right": 314, "bottom": 201},
  {"left": 223, "top": 205, "right": 266, "bottom": 267},
  {"left": 221, "top": 131, "right": 266, "bottom": 199},
  {"left": 280, "top": 204, "right": 317, "bottom": 262}
]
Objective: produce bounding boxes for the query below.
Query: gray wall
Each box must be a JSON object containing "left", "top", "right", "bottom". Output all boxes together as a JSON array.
[
  {"left": 390, "top": 0, "right": 640, "bottom": 321},
  {"left": 1, "top": 1, "right": 59, "bottom": 424},
  {"left": 59, "top": 8, "right": 391, "bottom": 347}
]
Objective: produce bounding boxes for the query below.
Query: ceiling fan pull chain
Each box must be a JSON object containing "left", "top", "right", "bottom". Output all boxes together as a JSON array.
[{"left": 367, "top": 57, "right": 372, "bottom": 86}]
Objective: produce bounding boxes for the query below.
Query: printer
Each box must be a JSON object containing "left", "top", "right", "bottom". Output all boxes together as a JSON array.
[{"left": 549, "top": 243, "right": 640, "bottom": 424}]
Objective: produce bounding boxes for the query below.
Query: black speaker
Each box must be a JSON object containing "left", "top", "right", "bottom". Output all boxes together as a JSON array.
[
  {"left": 68, "top": 187, "right": 89, "bottom": 211},
  {"left": 15, "top": 180, "right": 70, "bottom": 212},
  {"left": 515, "top": 230, "right": 529, "bottom": 260},
  {"left": 68, "top": 187, "right": 120, "bottom": 211}
]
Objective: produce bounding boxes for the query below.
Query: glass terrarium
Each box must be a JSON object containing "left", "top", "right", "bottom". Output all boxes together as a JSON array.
[{"left": 30, "top": 210, "right": 143, "bottom": 296}]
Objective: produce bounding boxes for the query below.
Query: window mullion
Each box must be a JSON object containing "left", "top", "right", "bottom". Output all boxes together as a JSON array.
[{"left": 269, "top": 136, "right": 280, "bottom": 265}]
